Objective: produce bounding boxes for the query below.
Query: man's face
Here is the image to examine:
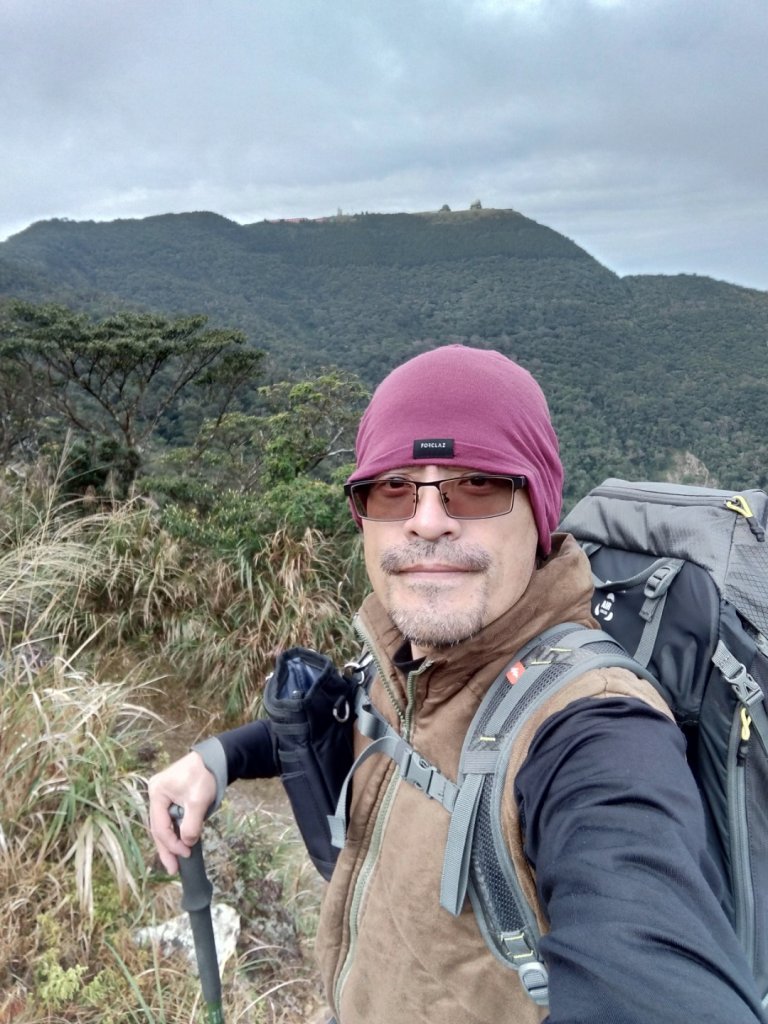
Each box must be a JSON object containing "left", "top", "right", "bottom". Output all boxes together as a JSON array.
[{"left": 361, "top": 464, "right": 539, "bottom": 657}]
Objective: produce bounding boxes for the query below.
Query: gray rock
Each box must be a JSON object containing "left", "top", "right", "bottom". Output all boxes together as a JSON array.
[{"left": 135, "top": 901, "right": 240, "bottom": 974}]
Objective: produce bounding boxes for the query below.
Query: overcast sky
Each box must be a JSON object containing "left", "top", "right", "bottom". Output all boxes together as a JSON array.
[{"left": 2, "top": 0, "right": 766, "bottom": 290}]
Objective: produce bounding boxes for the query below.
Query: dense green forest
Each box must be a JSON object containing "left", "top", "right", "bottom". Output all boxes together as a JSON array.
[{"left": 2, "top": 206, "right": 767, "bottom": 507}]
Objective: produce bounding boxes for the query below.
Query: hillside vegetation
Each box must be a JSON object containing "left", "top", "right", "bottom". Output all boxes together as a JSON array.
[
  {"left": 0, "top": 469, "right": 355, "bottom": 1020},
  {"left": 2, "top": 207, "right": 767, "bottom": 505},
  {"left": 1, "top": 205, "right": 767, "bottom": 1020}
]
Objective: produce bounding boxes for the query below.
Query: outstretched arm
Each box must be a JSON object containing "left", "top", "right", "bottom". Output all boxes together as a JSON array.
[
  {"left": 147, "top": 719, "right": 278, "bottom": 874},
  {"left": 516, "top": 696, "right": 766, "bottom": 1023}
]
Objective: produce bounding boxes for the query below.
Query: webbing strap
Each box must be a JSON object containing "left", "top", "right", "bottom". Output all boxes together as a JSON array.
[
  {"left": 355, "top": 690, "right": 392, "bottom": 742},
  {"left": 328, "top": 712, "right": 459, "bottom": 850},
  {"left": 713, "top": 641, "right": 768, "bottom": 757},
  {"left": 328, "top": 735, "right": 397, "bottom": 849},
  {"left": 633, "top": 560, "right": 685, "bottom": 667},
  {"left": 439, "top": 772, "right": 486, "bottom": 916},
  {"left": 588, "top": 558, "right": 685, "bottom": 669},
  {"left": 589, "top": 555, "right": 673, "bottom": 594}
]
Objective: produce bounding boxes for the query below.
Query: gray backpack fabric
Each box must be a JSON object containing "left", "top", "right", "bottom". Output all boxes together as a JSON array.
[
  {"left": 560, "top": 479, "right": 768, "bottom": 1006},
  {"left": 329, "top": 478, "right": 768, "bottom": 1008}
]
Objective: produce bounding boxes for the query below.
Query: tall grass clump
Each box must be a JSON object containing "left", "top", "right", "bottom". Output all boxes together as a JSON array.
[
  {"left": 77, "top": 511, "right": 366, "bottom": 718},
  {"left": 155, "top": 524, "right": 366, "bottom": 717},
  {"left": 0, "top": 475, "right": 332, "bottom": 1021},
  {"left": 0, "top": 482, "right": 160, "bottom": 1018},
  {"left": 0, "top": 650, "right": 157, "bottom": 1020},
  {"left": 2, "top": 461, "right": 367, "bottom": 720}
]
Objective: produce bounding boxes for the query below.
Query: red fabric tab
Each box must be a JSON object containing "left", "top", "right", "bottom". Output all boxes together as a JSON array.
[{"left": 506, "top": 661, "right": 525, "bottom": 684}]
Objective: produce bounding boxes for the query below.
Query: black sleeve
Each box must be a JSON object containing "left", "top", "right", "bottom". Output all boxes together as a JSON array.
[
  {"left": 216, "top": 719, "right": 279, "bottom": 784},
  {"left": 515, "top": 696, "right": 766, "bottom": 1024}
]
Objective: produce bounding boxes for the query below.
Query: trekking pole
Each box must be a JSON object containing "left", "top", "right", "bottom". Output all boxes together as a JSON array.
[{"left": 169, "top": 804, "right": 225, "bottom": 1024}]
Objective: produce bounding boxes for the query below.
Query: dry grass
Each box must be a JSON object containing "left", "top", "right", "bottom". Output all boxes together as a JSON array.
[
  {"left": 0, "top": 476, "right": 347, "bottom": 1021},
  {"left": 0, "top": 651, "right": 159, "bottom": 1020},
  {"left": 155, "top": 526, "right": 365, "bottom": 717}
]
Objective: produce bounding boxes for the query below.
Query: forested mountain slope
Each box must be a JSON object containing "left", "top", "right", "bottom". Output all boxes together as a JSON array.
[{"left": 2, "top": 207, "right": 767, "bottom": 503}]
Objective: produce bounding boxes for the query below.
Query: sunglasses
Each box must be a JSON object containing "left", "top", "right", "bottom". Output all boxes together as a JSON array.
[{"left": 344, "top": 473, "right": 527, "bottom": 522}]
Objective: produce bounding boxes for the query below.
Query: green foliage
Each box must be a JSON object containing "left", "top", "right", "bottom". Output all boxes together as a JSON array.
[
  {"left": 256, "top": 371, "right": 369, "bottom": 486},
  {"left": 57, "top": 436, "right": 141, "bottom": 498},
  {"left": 0, "top": 301, "right": 264, "bottom": 485},
  {"left": 34, "top": 925, "right": 87, "bottom": 1009},
  {"left": 257, "top": 476, "right": 354, "bottom": 535},
  {"left": 160, "top": 488, "right": 265, "bottom": 553},
  {"left": 143, "top": 368, "right": 365, "bottom": 551},
  {"left": 160, "top": 478, "right": 353, "bottom": 555},
  {"left": 2, "top": 208, "right": 767, "bottom": 499}
]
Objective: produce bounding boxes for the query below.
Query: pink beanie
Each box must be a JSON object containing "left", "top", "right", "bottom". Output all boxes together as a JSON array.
[{"left": 347, "top": 345, "right": 563, "bottom": 555}]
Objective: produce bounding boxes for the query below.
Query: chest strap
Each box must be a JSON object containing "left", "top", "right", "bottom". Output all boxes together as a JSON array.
[{"left": 328, "top": 686, "right": 460, "bottom": 850}]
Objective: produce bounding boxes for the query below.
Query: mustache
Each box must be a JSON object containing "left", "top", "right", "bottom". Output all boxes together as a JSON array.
[{"left": 379, "top": 540, "right": 492, "bottom": 574}]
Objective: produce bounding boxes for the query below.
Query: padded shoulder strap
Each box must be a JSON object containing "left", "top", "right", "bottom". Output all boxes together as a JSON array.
[{"left": 440, "top": 624, "right": 654, "bottom": 1007}]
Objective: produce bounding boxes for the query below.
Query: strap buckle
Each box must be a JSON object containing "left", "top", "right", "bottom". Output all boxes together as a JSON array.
[
  {"left": 517, "top": 961, "right": 549, "bottom": 1006},
  {"left": 723, "top": 662, "right": 764, "bottom": 708},
  {"left": 644, "top": 562, "right": 680, "bottom": 600},
  {"left": 501, "top": 932, "right": 549, "bottom": 1006},
  {"left": 399, "top": 750, "right": 458, "bottom": 810}
]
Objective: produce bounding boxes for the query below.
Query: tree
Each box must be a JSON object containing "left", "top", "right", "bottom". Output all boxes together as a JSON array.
[
  {"left": 153, "top": 369, "right": 369, "bottom": 543},
  {"left": 0, "top": 302, "right": 264, "bottom": 484},
  {"left": 256, "top": 371, "right": 369, "bottom": 487},
  {"left": 0, "top": 355, "right": 40, "bottom": 462},
  {"left": 179, "top": 369, "right": 368, "bottom": 492}
]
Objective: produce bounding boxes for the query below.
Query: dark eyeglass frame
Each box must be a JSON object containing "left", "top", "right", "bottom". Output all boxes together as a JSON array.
[{"left": 344, "top": 473, "right": 527, "bottom": 522}]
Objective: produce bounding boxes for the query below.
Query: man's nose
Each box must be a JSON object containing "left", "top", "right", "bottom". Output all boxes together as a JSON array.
[{"left": 405, "top": 483, "right": 460, "bottom": 539}]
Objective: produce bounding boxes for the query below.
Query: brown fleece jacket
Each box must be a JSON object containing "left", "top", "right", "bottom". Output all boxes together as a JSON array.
[{"left": 315, "top": 534, "right": 671, "bottom": 1024}]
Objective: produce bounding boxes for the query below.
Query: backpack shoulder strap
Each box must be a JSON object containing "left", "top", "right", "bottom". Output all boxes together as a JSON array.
[{"left": 440, "top": 623, "right": 655, "bottom": 1006}]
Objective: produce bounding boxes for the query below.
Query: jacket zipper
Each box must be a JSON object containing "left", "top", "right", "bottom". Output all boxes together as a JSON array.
[
  {"left": 334, "top": 770, "right": 400, "bottom": 1011},
  {"left": 334, "top": 622, "right": 430, "bottom": 1011}
]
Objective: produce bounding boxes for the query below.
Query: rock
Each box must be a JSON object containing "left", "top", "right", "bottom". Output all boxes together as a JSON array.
[{"left": 135, "top": 902, "right": 240, "bottom": 974}]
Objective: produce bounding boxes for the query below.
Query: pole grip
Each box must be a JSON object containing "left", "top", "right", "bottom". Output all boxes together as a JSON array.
[
  {"left": 170, "top": 804, "right": 214, "bottom": 911},
  {"left": 169, "top": 804, "right": 224, "bottom": 1021}
]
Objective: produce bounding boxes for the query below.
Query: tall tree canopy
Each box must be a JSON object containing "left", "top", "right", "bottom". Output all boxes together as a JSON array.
[{"left": 0, "top": 301, "right": 264, "bottom": 483}]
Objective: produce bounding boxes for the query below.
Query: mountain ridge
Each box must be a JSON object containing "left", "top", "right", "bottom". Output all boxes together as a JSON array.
[{"left": 1, "top": 206, "right": 766, "bottom": 501}]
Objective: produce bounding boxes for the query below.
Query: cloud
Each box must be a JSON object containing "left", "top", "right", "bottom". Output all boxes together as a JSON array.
[{"left": 1, "top": 0, "right": 766, "bottom": 289}]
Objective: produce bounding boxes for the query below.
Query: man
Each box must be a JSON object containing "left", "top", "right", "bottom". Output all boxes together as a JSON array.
[{"left": 149, "top": 345, "right": 766, "bottom": 1023}]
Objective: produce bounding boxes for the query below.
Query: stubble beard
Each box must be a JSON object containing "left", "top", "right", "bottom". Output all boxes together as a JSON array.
[{"left": 380, "top": 540, "right": 492, "bottom": 650}]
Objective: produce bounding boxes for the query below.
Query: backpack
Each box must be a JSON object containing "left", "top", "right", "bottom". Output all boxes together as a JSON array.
[
  {"left": 560, "top": 478, "right": 768, "bottom": 1006},
  {"left": 266, "top": 478, "right": 768, "bottom": 1008}
]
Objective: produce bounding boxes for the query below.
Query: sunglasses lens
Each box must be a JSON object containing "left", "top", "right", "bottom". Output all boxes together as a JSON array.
[
  {"left": 439, "top": 476, "right": 516, "bottom": 518},
  {"left": 352, "top": 479, "right": 416, "bottom": 520}
]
